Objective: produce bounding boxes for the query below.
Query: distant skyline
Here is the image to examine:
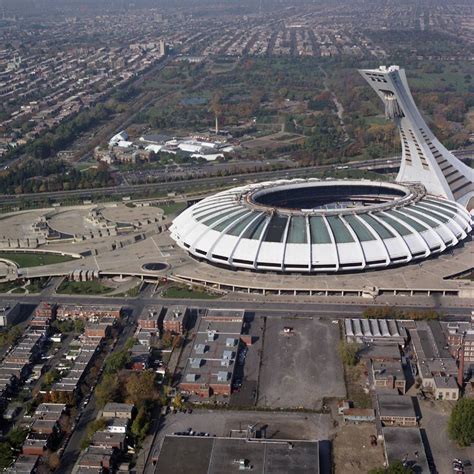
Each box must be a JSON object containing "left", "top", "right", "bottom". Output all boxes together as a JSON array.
[{"left": 1, "top": 0, "right": 472, "bottom": 18}]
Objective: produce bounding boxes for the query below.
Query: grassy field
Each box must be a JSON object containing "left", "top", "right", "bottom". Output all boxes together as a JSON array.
[
  {"left": 56, "top": 280, "right": 113, "bottom": 295},
  {"left": 159, "top": 202, "right": 187, "bottom": 217},
  {"left": 161, "top": 285, "right": 220, "bottom": 300},
  {"left": 0, "top": 280, "right": 20, "bottom": 293},
  {"left": 0, "top": 252, "right": 75, "bottom": 268},
  {"left": 113, "top": 283, "right": 142, "bottom": 298},
  {"left": 344, "top": 363, "right": 372, "bottom": 409},
  {"left": 407, "top": 65, "right": 472, "bottom": 93}
]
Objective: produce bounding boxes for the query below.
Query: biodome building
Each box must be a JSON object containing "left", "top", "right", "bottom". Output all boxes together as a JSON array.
[{"left": 170, "top": 66, "right": 473, "bottom": 274}]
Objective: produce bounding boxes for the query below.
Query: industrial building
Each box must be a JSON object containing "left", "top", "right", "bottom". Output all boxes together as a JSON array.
[
  {"left": 376, "top": 392, "right": 417, "bottom": 427},
  {"left": 382, "top": 427, "right": 430, "bottom": 473},
  {"left": 154, "top": 435, "right": 326, "bottom": 474},
  {"left": 344, "top": 318, "right": 407, "bottom": 345},
  {"left": 410, "top": 321, "right": 460, "bottom": 399}
]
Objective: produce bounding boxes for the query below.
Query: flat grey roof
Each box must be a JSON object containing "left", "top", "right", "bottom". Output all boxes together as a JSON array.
[
  {"left": 138, "top": 305, "right": 163, "bottom": 320},
  {"left": 377, "top": 394, "right": 416, "bottom": 419},
  {"left": 154, "top": 436, "right": 320, "bottom": 474},
  {"left": 373, "top": 360, "right": 405, "bottom": 381},
  {"left": 358, "top": 343, "right": 401, "bottom": 360},
  {"left": 164, "top": 305, "right": 188, "bottom": 322},
  {"left": 383, "top": 427, "right": 429, "bottom": 473}
]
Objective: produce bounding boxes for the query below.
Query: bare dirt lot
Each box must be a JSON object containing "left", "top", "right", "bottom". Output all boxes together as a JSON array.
[
  {"left": 333, "top": 424, "right": 385, "bottom": 473},
  {"left": 257, "top": 317, "right": 346, "bottom": 409}
]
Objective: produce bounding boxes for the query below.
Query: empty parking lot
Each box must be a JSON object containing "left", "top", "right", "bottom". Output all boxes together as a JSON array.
[{"left": 257, "top": 317, "right": 346, "bottom": 409}]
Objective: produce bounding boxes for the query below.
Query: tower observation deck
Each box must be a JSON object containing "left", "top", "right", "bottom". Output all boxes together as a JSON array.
[{"left": 359, "top": 65, "right": 473, "bottom": 207}]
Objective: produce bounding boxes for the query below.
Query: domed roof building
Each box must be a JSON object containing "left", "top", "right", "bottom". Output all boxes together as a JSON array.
[
  {"left": 170, "top": 65, "right": 473, "bottom": 274},
  {"left": 170, "top": 179, "right": 471, "bottom": 273}
]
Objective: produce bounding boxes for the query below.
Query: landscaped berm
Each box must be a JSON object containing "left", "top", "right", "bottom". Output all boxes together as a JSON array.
[{"left": 0, "top": 251, "right": 76, "bottom": 268}]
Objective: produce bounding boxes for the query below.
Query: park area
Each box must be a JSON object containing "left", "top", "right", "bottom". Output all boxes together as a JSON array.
[{"left": 0, "top": 251, "right": 75, "bottom": 268}]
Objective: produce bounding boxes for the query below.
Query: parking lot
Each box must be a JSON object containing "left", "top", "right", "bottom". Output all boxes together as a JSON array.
[
  {"left": 419, "top": 400, "right": 473, "bottom": 474},
  {"left": 257, "top": 317, "right": 346, "bottom": 409}
]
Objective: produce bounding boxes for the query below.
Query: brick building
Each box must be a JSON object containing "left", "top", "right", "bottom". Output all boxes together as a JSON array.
[
  {"left": 376, "top": 393, "right": 417, "bottom": 427},
  {"left": 443, "top": 316, "right": 474, "bottom": 363},
  {"left": 179, "top": 309, "right": 245, "bottom": 398},
  {"left": 372, "top": 360, "right": 406, "bottom": 394},
  {"left": 56, "top": 304, "right": 122, "bottom": 320},
  {"left": 163, "top": 305, "right": 189, "bottom": 335},
  {"left": 138, "top": 305, "right": 163, "bottom": 332}
]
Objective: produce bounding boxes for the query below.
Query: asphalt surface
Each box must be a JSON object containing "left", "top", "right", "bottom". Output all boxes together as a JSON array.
[
  {"left": 0, "top": 157, "right": 399, "bottom": 206},
  {"left": 1, "top": 149, "right": 471, "bottom": 208},
  {"left": 0, "top": 291, "right": 472, "bottom": 320}
]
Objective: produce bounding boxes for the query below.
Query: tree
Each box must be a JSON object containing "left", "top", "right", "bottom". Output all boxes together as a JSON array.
[
  {"left": 82, "top": 418, "right": 108, "bottom": 449},
  {"left": 172, "top": 393, "right": 185, "bottom": 410},
  {"left": 6, "top": 428, "right": 28, "bottom": 451},
  {"left": 368, "top": 461, "right": 415, "bottom": 473},
  {"left": 130, "top": 406, "right": 150, "bottom": 445},
  {"left": 339, "top": 341, "right": 359, "bottom": 366},
  {"left": 43, "top": 369, "right": 61, "bottom": 386},
  {"left": 125, "top": 337, "right": 137, "bottom": 350},
  {"left": 74, "top": 319, "right": 85, "bottom": 333},
  {"left": 95, "top": 374, "right": 120, "bottom": 407},
  {"left": 104, "top": 349, "right": 130, "bottom": 375},
  {"left": 0, "top": 443, "right": 14, "bottom": 469},
  {"left": 125, "top": 371, "right": 156, "bottom": 407},
  {"left": 162, "top": 331, "right": 173, "bottom": 349},
  {"left": 48, "top": 452, "right": 61, "bottom": 470},
  {"left": 448, "top": 398, "right": 474, "bottom": 447}
]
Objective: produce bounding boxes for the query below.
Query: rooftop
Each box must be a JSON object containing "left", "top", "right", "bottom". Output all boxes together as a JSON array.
[
  {"left": 434, "top": 375, "right": 458, "bottom": 389},
  {"left": 138, "top": 305, "right": 163, "bottom": 321},
  {"left": 372, "top": 360, "right": 405, "bottom": 381},
  {"left": 164, "top": 305, "right": 188, "bottom": 323},
  {"left": 383, "top": 427, "right": 429, "bottom": 473},
  {"left": 377, "top": 393, "right": 416, "bottom": 419},
  {"left": 154, "top": 436, "right": 322, "bottom": 474},
  {"left": 103, "top": 402, "right": 134, "bottom": 413}
]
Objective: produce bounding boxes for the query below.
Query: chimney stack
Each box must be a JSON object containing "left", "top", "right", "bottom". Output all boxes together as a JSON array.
[{"left": 458, "top": 345, "right": 465, "bottom": 387}]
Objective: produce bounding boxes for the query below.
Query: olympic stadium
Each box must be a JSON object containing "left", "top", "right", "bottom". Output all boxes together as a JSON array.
[{"left": 170, "top": 65, "right": 473, "bottom": 275}]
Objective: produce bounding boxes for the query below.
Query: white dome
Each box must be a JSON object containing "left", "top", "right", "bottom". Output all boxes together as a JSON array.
[{"left": 170, "top": 179, "right": 472, "bottom": 273}]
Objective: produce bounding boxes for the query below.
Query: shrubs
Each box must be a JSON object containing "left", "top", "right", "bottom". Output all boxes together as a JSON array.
[
  {"left": 448, "top": 398, "right": 474, "bottom": 447},
  {"left": 339, "top": 341, "right": 360, "bottom": 366},
  {"left": 362, "top": 307, "right": 439, "bottom": 321},
  {"left": 368, "top": 461, "right": 415, "bottom": 473}
]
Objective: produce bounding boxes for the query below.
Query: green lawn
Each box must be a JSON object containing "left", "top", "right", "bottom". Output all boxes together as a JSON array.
[
  {"left": 161, "top": 285, "right": 220, "bottom": 300},
  {"left": 0, "top": 252, "right": 75, "bottom": 268},
  {"left": 56, "top": 280, "right": 114, "bottom": 295},
  {"left": 159, "top": 202, "right": 187, "bottom": 217},
  {"left": 10, "top": 287, "right": 26, "bottom": 294},
  {"left": 0, "top": 281, "right": 20, "bottom": 293},
  {"left": 113, "top": 283, "right": 142, "bottom": 298}
]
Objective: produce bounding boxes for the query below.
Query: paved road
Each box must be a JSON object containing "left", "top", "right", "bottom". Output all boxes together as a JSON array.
[
  {"left": 0, "top": 157, "right": 398, "bottom": 206},
  {"left": 0, "top": 292, "right": 472, "bottom": 320},
  {"left": 1, "top": 149, "right": 471, "bottom": 208}
]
